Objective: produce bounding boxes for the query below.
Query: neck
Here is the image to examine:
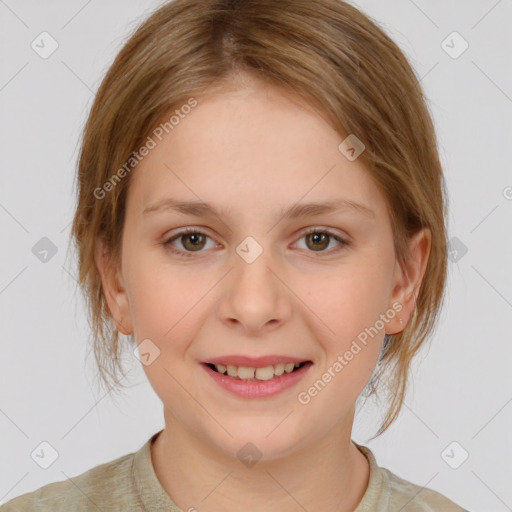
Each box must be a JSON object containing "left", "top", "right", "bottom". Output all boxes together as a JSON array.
[{"left": 151, "top": 408, "right": 370, "bottom": 512}]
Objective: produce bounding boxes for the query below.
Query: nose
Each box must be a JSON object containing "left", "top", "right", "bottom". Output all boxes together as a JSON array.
[{"left": 216, "top": 245, "right": 293, "bottom": 335}]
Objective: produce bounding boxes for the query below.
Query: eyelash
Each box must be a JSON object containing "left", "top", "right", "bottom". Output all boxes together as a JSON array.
[{"left": 163, "top": 226, "right": 350, "bottom": 258}]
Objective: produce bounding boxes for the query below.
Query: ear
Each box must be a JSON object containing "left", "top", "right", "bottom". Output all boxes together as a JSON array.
[
  {"left": 94, "top": 236, "right": 133, "bottom": 335},
  {"left": 386, "top": 227, "right": 431, "bottom": 335}
]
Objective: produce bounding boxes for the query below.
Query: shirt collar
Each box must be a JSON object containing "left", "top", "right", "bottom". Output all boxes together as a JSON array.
[
  {"left": 353, "top": 441, "right": 390, "bottom": 511},
  {"left": 132, "top": 429, "right": 182, "bottom": 511}
]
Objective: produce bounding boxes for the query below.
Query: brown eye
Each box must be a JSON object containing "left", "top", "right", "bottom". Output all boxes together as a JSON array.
[
  {"left": 305, "top": 232, "right": 330, "bottom": 251},
  {"left": 295, "top": 228, "right": 349, "bottom": 254},
  {"left": 164, "top": 228, "right": 216, "bottom": 257},
  {"left": 181, "top": 232, "right": 207, "bottom": 251}
]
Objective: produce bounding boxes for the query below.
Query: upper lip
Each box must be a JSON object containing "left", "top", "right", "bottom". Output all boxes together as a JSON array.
[{"left": 203, "top": 355, "right": 311, "bottom": 367}]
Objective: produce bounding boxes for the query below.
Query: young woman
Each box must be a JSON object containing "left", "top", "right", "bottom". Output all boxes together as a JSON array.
[{"left": 2, "top": 0, "right": 468, "bottom": 510}]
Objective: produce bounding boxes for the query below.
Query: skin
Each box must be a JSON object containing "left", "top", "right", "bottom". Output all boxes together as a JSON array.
[{"left": 95, "top": 71, "right": 431, "bottom": 512}]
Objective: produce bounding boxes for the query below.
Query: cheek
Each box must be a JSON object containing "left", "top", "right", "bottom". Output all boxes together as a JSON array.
[
  {"left": 126, "top": 261, "right": 217, "bottom": 397},
  {"left": 125, "top": 254, "right": 203, "bottom": 338},
  {"left": 129, "top": 264, "right": 206, "bottom": 408},
  {"left": 298, "top": 262, "right": 390, "bottom": 393},
  {"left": 305, "top": 260, "right": 392, "bottom": 339}
]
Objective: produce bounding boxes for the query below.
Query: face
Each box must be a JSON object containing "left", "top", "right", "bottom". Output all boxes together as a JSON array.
[{"left": 96, "top": 72, "right": 430, "bottom": 461}]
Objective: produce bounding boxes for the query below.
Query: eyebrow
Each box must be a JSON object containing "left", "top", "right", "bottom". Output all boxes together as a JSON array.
[{"left": 143, "top": 197, "right": 375, "bottom": 221}]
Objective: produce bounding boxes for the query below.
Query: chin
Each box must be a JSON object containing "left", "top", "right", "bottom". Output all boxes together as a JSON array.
[{"left": 204, "top": 418, "right": 309, "bottom": 464}]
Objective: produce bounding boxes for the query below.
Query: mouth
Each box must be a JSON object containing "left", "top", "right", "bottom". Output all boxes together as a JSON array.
[
  {"left": 200, "top": 357, "right": 313, "bottom": 399},
  {"left": 204, "top": 360, "right": 311, "bottom": 381}
]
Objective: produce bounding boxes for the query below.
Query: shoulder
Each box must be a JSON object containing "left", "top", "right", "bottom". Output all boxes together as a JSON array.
[
  {"left": 355, "top": 443, "right": 469, "bottom": 512},
  {"left": 0, "top": 451, "right": 138, "bottom": 511},
  {"left": 381, "top": 466, "right": 469, "bottom": 511}
]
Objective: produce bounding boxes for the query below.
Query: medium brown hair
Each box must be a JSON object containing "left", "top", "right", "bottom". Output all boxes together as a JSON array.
[{"left": 69, "top": 0, "right": 449, "bottom": 437}]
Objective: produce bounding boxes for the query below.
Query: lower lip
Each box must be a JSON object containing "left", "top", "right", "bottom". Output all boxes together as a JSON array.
[{"left": 201, "top": 362, "right": 312, "bottom": 399}]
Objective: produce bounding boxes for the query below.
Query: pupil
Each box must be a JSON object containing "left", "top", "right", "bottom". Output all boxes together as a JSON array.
[
  {"left": 184, "top": 233, "right": 204, "bottom": 250},
  {"left": 308, "top": 232, "right": 328, "bottom": 251}
]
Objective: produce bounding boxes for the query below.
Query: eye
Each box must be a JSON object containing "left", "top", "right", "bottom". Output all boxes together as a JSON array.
[
  {"left": 163, "top": 226, "right": 350, "bottom": 258},
  {"left": 294, "top": 227, "right": 350, "bottom": 254},
  {"left": 164, "top": 227, "right": 216, "bottom": 257}
]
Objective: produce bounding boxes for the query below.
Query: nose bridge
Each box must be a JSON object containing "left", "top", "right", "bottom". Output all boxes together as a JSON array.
[
  {"left": 218, "top": 235, "right": 290, "bottom": 331},
  {"left": 232, "top": 234, "right": 279, "bottom": 298}
]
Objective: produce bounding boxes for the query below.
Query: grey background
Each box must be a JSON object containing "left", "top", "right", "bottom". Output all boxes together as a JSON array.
[{"left": 1, "top": 1, "right": 511, "bottom": 510}]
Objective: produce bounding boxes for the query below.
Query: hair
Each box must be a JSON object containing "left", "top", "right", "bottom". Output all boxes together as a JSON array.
[{"left": 69, "top": 0, "right": 449, "bottom": 438}]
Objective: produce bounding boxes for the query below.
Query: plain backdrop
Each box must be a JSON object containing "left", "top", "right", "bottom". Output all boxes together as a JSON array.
[{"left": 1, "top": 1, "right": 511, "bottom": 510}]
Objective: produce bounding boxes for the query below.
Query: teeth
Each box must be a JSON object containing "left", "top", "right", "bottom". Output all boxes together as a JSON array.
[
  {"left": 237, "top": 366, "right": 255, "bottom": 379},
  {"left": 213, "top": 362, "right": 306, "bottom": 381},
  {"left": 255, "top": 366, "right": 274, "bottom": 381},
  {"left": 284, "top": 363, "right": 295, "bottom": 373},
  {"left": 274, "top": 363, "right": 285, "bottom": 376}
]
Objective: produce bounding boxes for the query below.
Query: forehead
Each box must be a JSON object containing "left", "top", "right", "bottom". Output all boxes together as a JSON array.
[{"left": 127, "top": 80, "right": 388, "bottom": 221}]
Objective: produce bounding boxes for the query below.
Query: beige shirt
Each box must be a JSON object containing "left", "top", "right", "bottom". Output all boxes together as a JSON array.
[{"left": 1, "top": 430, "right": 468, "bottom": 511}]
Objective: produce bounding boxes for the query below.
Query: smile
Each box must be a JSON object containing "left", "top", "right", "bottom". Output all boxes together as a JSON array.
[
  {"left": 207, "top": 361, "right": 309, "bottom": 381},
  {"left": 200, "top": 360, "right": 313, "bottom": 399}
]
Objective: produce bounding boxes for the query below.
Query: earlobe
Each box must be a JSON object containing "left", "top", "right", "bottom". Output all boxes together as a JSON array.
[
  {"left": 94, "top": 237, "right": 134, "bottom": 335},
  {"left": 386, "top": 227, "right": 431, "bottom": 335}
]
